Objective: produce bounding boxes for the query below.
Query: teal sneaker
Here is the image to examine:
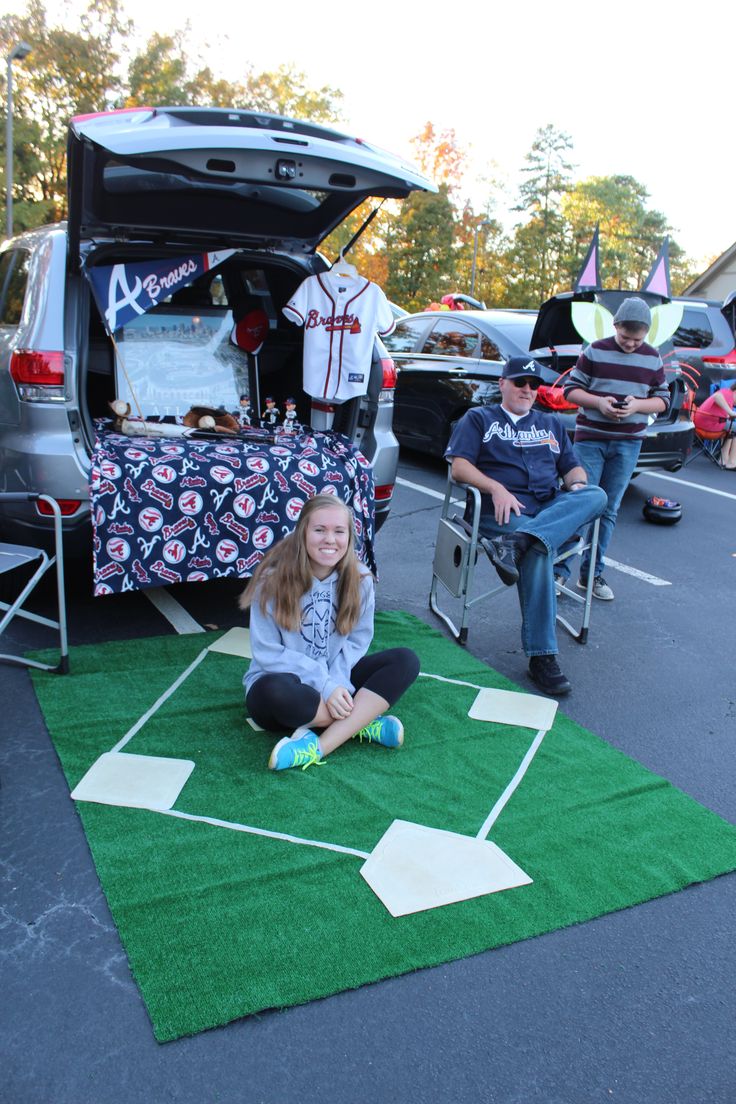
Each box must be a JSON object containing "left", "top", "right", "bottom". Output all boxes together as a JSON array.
[
  {"left": 354, "top": 715, "right": 404, "bottom": 748},
  {"left": 269, "top": 731, "right": 323, "bottom": 771}
]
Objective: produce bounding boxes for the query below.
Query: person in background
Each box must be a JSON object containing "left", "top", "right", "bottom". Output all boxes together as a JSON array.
[
  {"left": 693, "top": 380, "right": 736, "bottom": 469},
  {"left": 561, "top": 296, "right": 669, "bottom": 600}
]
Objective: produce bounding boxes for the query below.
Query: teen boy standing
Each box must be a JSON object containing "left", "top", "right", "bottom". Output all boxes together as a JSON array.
[{"left": 562, "top": 296, "right": 670, "bottom": 600}]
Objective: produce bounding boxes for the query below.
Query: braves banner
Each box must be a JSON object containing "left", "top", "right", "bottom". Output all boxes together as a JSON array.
[
  {"left": 90, "top": 422, "right": 376, "bottom": 596},
  {"left": 86, "top": 250, "right": 236, "bottom": 334}
]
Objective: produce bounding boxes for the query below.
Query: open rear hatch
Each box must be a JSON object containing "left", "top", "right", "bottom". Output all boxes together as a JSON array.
[
  {"left": 67, "top": 107, "right": 434, "bottom": 265},
  {"left": 529, "top": 289, "right": 680, "bottom": 353}
]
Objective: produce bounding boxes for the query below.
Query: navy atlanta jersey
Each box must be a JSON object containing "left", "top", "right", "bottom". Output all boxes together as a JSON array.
[{"left": 445, "top": 404, "right": 580, "bottom": 514}]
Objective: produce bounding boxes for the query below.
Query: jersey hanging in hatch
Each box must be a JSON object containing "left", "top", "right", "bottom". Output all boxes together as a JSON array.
[{"left": 283, "top": 270, "right": 395, "bottom": 403}]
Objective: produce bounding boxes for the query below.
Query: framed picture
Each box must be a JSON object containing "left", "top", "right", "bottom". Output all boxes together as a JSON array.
[{"left": 114, "top": 306, "right": 248, "bottom": 418}]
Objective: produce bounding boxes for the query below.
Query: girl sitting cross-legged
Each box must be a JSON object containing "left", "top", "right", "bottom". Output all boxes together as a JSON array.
[{"left": 240, "top": 494, "right": 419, "bottom": 771}]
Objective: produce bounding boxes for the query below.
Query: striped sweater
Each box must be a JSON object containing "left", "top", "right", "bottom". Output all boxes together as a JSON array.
[{"left": 563, "top": 336, "right": 669, "bottom": 442}]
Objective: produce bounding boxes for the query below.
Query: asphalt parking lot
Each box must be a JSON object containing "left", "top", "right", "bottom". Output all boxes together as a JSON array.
[{"left": 3, "top": 449, "right": 735, "bottom": 1104}]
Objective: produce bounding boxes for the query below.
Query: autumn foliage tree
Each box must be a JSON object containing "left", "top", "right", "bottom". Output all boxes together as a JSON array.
[
  {"left": 0, "top": 4, "right": 696, "bottom": 295},
  {"left": 0, "top": 0, "right": 343, "bottom": 232}
]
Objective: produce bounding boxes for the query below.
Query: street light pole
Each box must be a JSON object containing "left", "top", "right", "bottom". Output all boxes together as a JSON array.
[
  {"left": 5, "top": 41, "right": 32, "bottom": 240},
  {"left": 470, "top": 219, "right": 491, "bottom": 299}
]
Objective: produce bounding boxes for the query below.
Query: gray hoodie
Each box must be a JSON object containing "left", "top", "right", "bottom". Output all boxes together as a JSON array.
[{"left": 243, "top": 570, "right": 375, "bottom": 701}]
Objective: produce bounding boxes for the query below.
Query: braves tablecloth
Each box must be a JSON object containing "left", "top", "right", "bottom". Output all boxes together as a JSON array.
[{"left": 90, "top": 422, "right": 376, "bottom": 596}]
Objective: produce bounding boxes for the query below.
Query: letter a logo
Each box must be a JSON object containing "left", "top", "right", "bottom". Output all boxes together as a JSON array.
[{"left": 105, "top": 264, "right": 146, "bottom": 331}]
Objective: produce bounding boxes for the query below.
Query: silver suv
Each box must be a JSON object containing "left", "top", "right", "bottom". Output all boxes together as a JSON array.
[{"left": 0, "top": 107, "right": 433, "bottom": 551}]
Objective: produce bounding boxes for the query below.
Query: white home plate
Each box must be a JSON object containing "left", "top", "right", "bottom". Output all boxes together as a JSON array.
[
  {"left": 208, "top": 627, "right": 252, "bottom": 659},
  {"left": 360, "top": 819, "right": 532, "bottom": 917},
  {"left": 70, "top": 751, "right": 195, "bottom": 811}
]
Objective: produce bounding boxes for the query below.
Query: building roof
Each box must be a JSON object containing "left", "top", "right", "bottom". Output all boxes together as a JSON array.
[{"left": 684, "top": 240, "right": 736, "bottom": 296}]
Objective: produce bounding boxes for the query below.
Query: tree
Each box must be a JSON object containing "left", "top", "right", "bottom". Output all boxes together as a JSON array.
[
  {"left": 0, "top": 0, "right": 344, "bottom": 235},
  {"left": 1, "top": 0, "right": 129, "bottom": 227},
  {"left": 384, "top": 185, "right": 457, "bottom": 312},
  {"left": 239, "top": 64, "right": 343, "bottom": 124},
  {"left": 127, "top": 33, "right": 195, "bottom": 106},
  {"left": 319, "top": 199, "right": 397, "bottom": 288},
  {"left": 410, "top": 122, "right": 467, "bottom": 202},
  {"left": 511, "top": 125, "right": 575, "bottom": 303},
  {"left": 453, "top": 204, "right": 510, "bottom": 307},
  {"left": 560, "top": 175, "right": 694, "bottom": 292}
]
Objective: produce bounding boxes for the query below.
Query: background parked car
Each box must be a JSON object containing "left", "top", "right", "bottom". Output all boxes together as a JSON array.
[
  {"left": 0, "top": 107, "right": 434, "bottom": 551},
  {"left": 669, "top": 296, "right": 736, "bottom": 405},
  {"left": 386, "top": 301, "right": 693, "bottom": 472}
]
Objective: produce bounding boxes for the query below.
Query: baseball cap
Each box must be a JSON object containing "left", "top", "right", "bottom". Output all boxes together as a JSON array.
[
  {"left": 502, "top": 356, "right": 543, "bottom": 381},
  {"left": 613, "top": 297, "right": 651, "bottom": 328}
]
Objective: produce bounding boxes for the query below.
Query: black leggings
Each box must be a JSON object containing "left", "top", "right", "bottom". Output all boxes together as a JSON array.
[{"left": 246, "top": 647, "right": 420, "bottom": 732}]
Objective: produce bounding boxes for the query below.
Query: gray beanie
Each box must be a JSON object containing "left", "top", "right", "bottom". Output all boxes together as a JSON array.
[{"left": 613, "top": 297, "right": 651, "bottom": 328}]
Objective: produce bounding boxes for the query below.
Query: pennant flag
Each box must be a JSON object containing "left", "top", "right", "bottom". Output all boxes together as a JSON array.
[
  {"left": 85, "top": 250, "right": 236, "bottom": 334},
  {"left": 640, "top": 238, "right": 672, "bottom": 298},
  {"left": 574, "top": 226, "right": 602, "bottom": 291}
]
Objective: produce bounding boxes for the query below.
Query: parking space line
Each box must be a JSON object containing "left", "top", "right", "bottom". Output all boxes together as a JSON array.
[
  {"left": 642, "top": 471, "right": 736, "bottom": 502},
  {"left": 602, "top": 557, "right": 671, "bottom": 586},
  {"left": 146, "top": 587, "right": 205, "bottom": 634},
  {"left": 398, "top": 472, "right": 671, "bottom": 587},
  {"left": 396, "top": 476, "right": 446, "bottom": 500}
]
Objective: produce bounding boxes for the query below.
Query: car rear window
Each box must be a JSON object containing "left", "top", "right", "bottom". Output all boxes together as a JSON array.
[{"left": 673, "top": 308, "right": 714, "bottom": 349}]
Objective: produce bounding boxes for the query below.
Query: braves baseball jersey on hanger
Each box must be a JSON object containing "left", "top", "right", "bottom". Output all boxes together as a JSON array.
[{"left": 283, "top": 270, "right": 395, "bottom": 402}]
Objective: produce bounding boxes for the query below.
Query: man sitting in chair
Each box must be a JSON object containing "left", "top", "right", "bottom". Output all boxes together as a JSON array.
[{"left": 445, "top": 357, "right": 606, "bottom": 696}]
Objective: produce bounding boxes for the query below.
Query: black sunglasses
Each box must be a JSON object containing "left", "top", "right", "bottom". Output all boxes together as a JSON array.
[{"left": 510, "top": 377, "right": 541, "bottom": 390}]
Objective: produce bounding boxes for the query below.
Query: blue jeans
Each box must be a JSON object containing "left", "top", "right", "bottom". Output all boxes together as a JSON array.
[
  {"left": 565, "top": 439, "right": 642, "bottom": 580},
  {"left": 479, "top": 485, "right": 606, "bottom": 656}
]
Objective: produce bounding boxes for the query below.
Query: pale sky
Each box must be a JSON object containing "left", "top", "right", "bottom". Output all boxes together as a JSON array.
[{"left": 6, "top": 0, "right": 735, "bottom": 272}]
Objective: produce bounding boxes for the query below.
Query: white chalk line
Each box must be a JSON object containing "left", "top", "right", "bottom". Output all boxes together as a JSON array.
[
  {"left": 109, "top": 647, "right": 210, "bottom": 753},
  {"left": 476, "top": 729, "right": 547, "bottom": 840},
  {"left": 103, "top": 656, "right": 548, "bottom": 858},
  {"left": 157, "top": 807, "right": 371, "bottom": 860}
]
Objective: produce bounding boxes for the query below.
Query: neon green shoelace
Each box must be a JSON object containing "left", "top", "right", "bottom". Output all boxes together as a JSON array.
[
  {"left": 291, "top": 741, "right": 324, "bottom": 770},
  {"left": 355, "top": 719, "right": 383, "bottom": 744}
]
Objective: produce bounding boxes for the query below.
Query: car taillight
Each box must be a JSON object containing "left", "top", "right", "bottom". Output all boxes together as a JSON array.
[
  {"left": 374, "top": 484, "right": 393, "bottom": 501},
  {"left": 10, "top": 350, "right": 65, "bottom": 401},
  {"left": 379, "top": 357, "right": 397, "bottom": 402},
  {"left": 535, "top": 384, "right": 578, "bottom": 412},
  {"left": 36, "top": 498, "right": 82, "bottom": 516},
  {"left": 702, "top": 351, "right": 736, "bottom": 365}
]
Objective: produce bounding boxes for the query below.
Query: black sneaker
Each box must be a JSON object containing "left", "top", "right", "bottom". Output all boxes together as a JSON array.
[
  {"left": 528, "top": 654, "right": 572, "bottom": 696},
  {"left": 480, "top": 533, "right": 528, "bottom": 586}
]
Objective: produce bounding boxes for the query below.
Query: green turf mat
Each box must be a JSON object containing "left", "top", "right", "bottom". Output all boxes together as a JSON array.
[{"left": 30, "top": 612, "right": 736, "bottom": 1042}]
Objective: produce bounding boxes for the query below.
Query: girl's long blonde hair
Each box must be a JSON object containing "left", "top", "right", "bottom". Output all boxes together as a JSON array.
[{"left": 239, "top": 494, "right": 369, "bottom": 634}]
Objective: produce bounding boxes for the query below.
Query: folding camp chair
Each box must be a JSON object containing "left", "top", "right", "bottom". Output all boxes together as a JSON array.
[
  {"left": 686, "top": 411, "right": 731, "bottom": 467},
  {"left": 0, "top": 494, "right": 69, "bottom": 673},
  {"left": 429, "top": 468, "right": 600, "bottom": 647},
  {"left": 686, "top": 392, "right": 735, "bottom": 468}
]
